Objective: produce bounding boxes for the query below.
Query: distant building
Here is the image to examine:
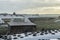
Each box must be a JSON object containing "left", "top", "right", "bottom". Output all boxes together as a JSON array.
[{"left": 0, "top": 13, "right": 36, "bottom": 34}]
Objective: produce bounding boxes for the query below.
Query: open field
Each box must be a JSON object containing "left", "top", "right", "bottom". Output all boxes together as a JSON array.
[{"left": 29, "top": 18, "right": 60, "bottom": 31}]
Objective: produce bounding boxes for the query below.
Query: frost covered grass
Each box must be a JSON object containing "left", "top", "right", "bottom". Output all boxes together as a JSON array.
[{"left": 29, "top": 18, "right": 60, "bottom": 31}]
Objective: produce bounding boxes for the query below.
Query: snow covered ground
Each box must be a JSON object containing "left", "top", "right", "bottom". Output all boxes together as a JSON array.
[
  {"left": 1, "top": 30, "right": 60, "bottom": 40},
  {"left": 8, "top": 30, "right": 60, "bottom": 40}
]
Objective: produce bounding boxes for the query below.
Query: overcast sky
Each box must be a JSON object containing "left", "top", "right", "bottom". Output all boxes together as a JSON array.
[{"left": 0, "top": 0, "right": 60, "bottom": 14}]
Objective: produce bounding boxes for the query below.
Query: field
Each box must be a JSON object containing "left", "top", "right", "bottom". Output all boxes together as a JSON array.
[{"left": 29, "top": 18, "right": 60, "bottom": 31}]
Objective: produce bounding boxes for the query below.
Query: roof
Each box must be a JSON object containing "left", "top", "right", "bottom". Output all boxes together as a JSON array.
[
  {"left": 0, "top": 14, "right": 24, "bottom": 19},
  {"left": 54, "top": 19, "right": 60, "bottom": 22},
  {"left": 8, "top": 22, "right": 36, "bottom": 26},
  {"left": 0, "top": 18, "right": 4, "bottom": 23}
]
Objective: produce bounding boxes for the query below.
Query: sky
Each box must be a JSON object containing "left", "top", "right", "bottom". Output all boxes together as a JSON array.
[{"left": 0, "top": 0, "right": 60, "bottom": 14}]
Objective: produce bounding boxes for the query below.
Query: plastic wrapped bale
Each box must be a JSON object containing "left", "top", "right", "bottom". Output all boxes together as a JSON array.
[{"left": 7, "top": 35, "right": 12, "bottom": 40}]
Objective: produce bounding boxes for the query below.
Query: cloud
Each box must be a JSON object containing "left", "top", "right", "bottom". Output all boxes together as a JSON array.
[
  {"left": 9, "top": 0, "right": 60, "bottom": 3},
  {"left": 16, "top": 7, "right": 60, "bottom": 14},
  {"left": 0, "top": 0, "right": 60, "bottom": 14}
]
